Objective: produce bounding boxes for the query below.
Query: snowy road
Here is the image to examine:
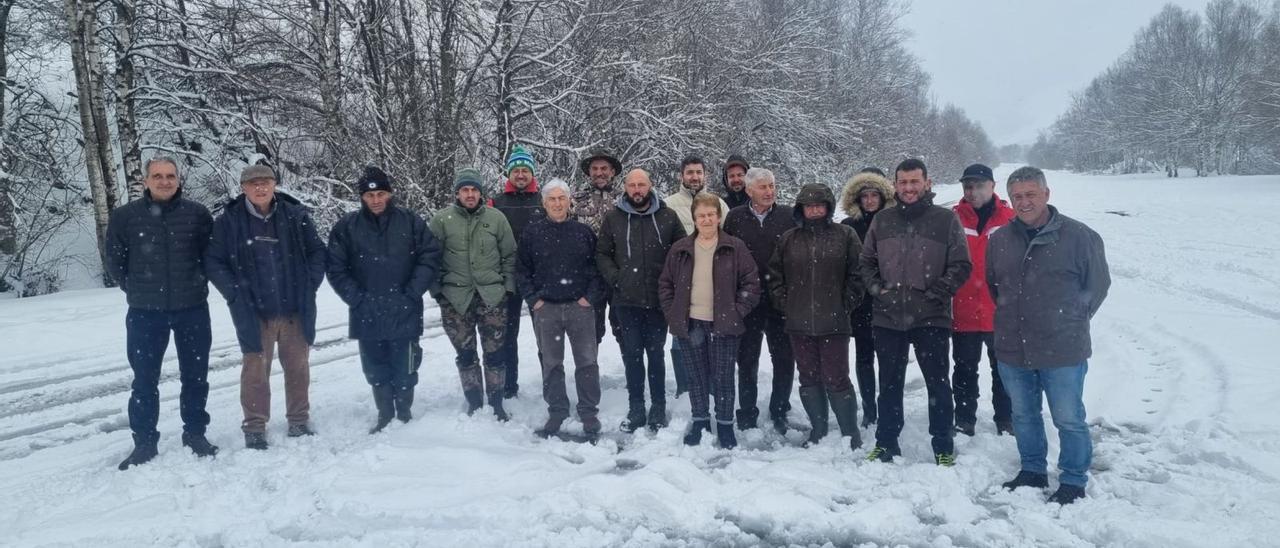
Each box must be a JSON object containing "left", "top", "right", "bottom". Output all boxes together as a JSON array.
[{"left": 1, "top": 168, "right": 1277, "bottom": 547}]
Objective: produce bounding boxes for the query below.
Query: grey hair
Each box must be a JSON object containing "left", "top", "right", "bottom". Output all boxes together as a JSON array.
[
  {"left": 144, "top": 155, "right": 181, "bottom": 178},
  {"left": 744, "top": 167, "right": 775, "bottom": 188},
  {"left": 540, "top": 178, "right": 572, "bottom": 200},
  {"left": 1007, "top": 166, "right": 1048, "bottom": 190}
]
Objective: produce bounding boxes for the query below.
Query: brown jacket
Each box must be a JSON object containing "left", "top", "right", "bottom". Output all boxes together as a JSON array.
[
  {"left": 986, "top": 206, "right": 1110, "bottom": 369},
  {"left": 767, "top": 184, "right": 865, "bottom": 337},
  {"left": 658, "top": 232, "right": 761, "bottom": 338},
  {"left": 859, "top": 191, "right": 972, "bottom": 331}
]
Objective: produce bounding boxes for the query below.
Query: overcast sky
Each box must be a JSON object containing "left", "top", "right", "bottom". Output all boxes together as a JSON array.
[{"left": 903, "top": 0, "right": 1213, "bottom": 146}]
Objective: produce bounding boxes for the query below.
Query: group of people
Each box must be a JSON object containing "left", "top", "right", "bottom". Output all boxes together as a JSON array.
[{"left": 105, "top": 147, "right": 1109, "bottom": 505}]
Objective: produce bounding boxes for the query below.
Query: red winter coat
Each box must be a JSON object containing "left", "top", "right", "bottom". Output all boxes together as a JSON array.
[{"left": 952, "top": 195, "right": 1015, "bottom": 332}]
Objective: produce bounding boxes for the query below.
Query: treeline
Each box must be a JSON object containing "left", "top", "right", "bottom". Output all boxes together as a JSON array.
[
  {"left": 0, "top": 0, "right": 996, "bottom": 296},
  {"left": 1029, "top": 0, "right": 1280, "bottom": 176}
]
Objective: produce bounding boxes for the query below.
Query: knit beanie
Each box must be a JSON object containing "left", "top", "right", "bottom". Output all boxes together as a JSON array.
[
  {"left": 505, "top": 145, "right": 537, "bottom": 176},
  {"left": 357, "top": 166, "right": 393, "bottom": 194},
  {"left": 454, "top": 167, "right": 484, "bottom": 192}
]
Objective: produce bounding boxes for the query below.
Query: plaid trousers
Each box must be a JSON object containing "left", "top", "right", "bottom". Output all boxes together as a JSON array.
[{"left": 681, "top": 319, "right": 741, "bottom": 425}]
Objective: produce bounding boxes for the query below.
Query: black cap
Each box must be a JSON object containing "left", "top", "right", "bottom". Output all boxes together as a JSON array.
[
  {"left": 959, "top": 163, "right": 994, "bottom": 183},
  {"left": 358, "top": 166, "right": 394, "bottom": 194}
]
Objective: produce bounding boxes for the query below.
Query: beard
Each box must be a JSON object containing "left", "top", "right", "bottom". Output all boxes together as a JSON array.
[{"left": 627, "top": 192, "right": 651, "bottom": 209}]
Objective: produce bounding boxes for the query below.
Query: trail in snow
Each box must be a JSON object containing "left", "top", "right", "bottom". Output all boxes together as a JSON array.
[{"left": 0, "top": 168, "right": 1277, "bottom": 547}]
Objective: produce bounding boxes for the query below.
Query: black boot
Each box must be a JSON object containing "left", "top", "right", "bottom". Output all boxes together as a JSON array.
[
  {"left": 621, "top": 405, "right": 647, "bottom": 433},
  {"left": 684, "top": 419, "right": 711, "bottom": 446},
  {"left": 716, "top": 423, "right": 738, "bottom": 449},
  {"left": 647, "top": 402, "right": 667, "bottom": 431},
  {"left": 181, "top": 432, "right": 219, "bottom": 458},
  {"left": 770, "top": 412, "right": 788, "bottom": 435},
  {"left": 491, "top": 395, "right": 510, "bottom": 422},
  {"left": 736, "top": 408, "right": 759, "bottom": 430},
  {"left": 798, "top": 386, "right": 829, "bottom": 447},
  {"left": 828, "top": 388, "right": 863, "bottom": 451},
  {"left": 394, "top": 387, "right": 414, "bottom": 423},
  {"left": 117, "top": 435, "right": 158, "bottom": 470},
  {"left": 464, "top": 389, "right": 485, "bottom": 415},
  {"left": 1002, "top": 470, "right": 1049, "bottom": 490},
  {"left": 370, "top": 385, "right": 395, "bottom": 434},
  {"left": 1048, "top": 484, "right": 1086, "bottom": 505},
  {"left": 244, "top": 432, "right": 269, "bottom": 450}
]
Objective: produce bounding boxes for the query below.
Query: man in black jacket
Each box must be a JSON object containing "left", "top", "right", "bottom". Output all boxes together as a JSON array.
[
  {"left": 722, "top": 167, "right": 796, "bottom": 434},
  {"left": 106, "top": 156, "right": 218, "bottom": 470},
  {"left": 327, "top": 167, "right": 442, "bottom": 433},
  {"left": 517, "top": 179, "right": 605, "bottom": 438},
  {"left": 206, "top": 164, "right": 327, "bottom": 450},
  {"left": 491, "top": 144, "right": 545, "bottom": 399},
  {"left": 596, "top": 169, "right": 686, "bottom": 432}
]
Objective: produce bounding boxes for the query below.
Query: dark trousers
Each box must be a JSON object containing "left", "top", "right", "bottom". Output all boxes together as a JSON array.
[
  {"left": 682, "top": 319, "right": 740, "bottom": 424},
  {"left": 790, "top": 334, "right": 854, "bottom": 391},
  {"left": 853, "top": 334, "right": 876, "bottom": 418},
  {"left": 358, "top": 338, "right": 422, "bottom": 392},
  {"left": 501, "top": 294, "right": 524, "bottom": 393},
  {"left": 873, "top": 326, "right": 955, "bottom": 454},
  {"left": 736, "top": 306, "right": 794, "bottom": 421},
  {"left": 952, "top": 331, "right": 1011, "bottom": 425},
  {"left": 615, "top": 305, "right": 668, "bottom": 408},
  {"left": 125, "top": 304, "right": 212, "bottom": 443},
  {"left": 533, "top": 302, "right": 601, "bottom": 421}
]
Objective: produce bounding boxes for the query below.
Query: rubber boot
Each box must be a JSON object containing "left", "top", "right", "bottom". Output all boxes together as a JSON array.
[{"left": 798, "top": 386, "right": 829, "bottom": 447}]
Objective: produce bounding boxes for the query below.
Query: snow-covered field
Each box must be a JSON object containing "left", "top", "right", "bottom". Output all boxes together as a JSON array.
[{"left": 1, "top": 168, "right": 1277, "bottom": 547}]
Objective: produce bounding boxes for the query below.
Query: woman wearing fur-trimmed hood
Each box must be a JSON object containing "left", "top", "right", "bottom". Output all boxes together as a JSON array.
[{"left": 840, "top": 170, "right": 896, "bottom": 231}]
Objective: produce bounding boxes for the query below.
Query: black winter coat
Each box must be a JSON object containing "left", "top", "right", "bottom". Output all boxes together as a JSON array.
[
  {"left": 723, "top": 203, "right": 796, "bottom": 316},
  {"left": 767, "top": 184, "right": 864, "bottom": 337},
  {"left": 491, "top": 181, "right": 545, "bottom": 245},
  {"left": 326, "top": 202, "right": 442, "bottom": 340},
  {"left": 206, "top": 192, "right": 327, "bottom": 353},
  {"left": 596, "top": 193, "right": 687, "bottom": 309},
  {"left": 516, "top": 216, "right": 604, "bottom": 308},
  {"left": 105, "top": 189, "right": 213, "bottom": 311}
]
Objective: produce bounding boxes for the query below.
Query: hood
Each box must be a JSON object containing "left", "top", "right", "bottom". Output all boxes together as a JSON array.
[
  {"left": 502, "top": 176, "right": 540, "bottom": 194},
  {"left": 721, "top": 154, "right": 750, "bottom": 195},
  {"left": 839, "top": 171, "right": 895, "bottom": 221},
  {"left": 615, "top": 191, "right": 663, "bottom": 216},
  {"left": 791, "top": 183, "right": 837, "bottom": 224}
]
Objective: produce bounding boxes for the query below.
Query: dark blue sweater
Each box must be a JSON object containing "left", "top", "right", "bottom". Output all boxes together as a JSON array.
[{"left": 516, "top": 216, "right": 604, "bottom": 307}]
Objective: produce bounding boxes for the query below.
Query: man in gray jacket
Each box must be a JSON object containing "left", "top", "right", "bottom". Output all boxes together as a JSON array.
[
  {"left": 860, "top": 158, "right": 972, "bottom": 466},
  {"left": 987, "top": 166, "right": 1110, "bottom": 506}
]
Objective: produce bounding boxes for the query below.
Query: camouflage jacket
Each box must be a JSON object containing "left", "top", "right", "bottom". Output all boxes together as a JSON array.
[{"left": 571, "top": 182, "right": 621, "bottom": 233}]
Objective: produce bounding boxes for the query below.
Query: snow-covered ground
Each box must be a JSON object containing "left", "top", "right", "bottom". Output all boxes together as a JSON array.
[{"left": 1, "top": 167, "right": 1277, "bottom": 547}]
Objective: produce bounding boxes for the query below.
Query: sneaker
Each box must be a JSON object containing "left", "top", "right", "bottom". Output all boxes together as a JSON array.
[
  {"left": 1002, "top": 470, "right": 1050, "bottom": 490},
  {"left": 117, "top": 443, "right": 158, "bottom": 470},
  {"left": 935, "top": 452, "right": 956, "bottom": 467},
  {"left": 996, "top": 420, "right": 1015, "bottom": 436},
  {"left": 646, "top": 404, "right": 667, "bottom": 431},
  {"left": 1048, "top": 484, "right": 1086, "bottom": 505},
  {"left": 955, "top": 422, "right": 976, "bottom": 437},
  {"left": 181, "top": 433, "right": 219, "bottom": 458},
  {"left": 287, "top": 424, "right": 316, "bottom": 437},
  {"left": 245, "top": 432, "right": 269, "bottom": 450},
  {"left": 866, "top": 445, "right": 899, "bottom": 463}
]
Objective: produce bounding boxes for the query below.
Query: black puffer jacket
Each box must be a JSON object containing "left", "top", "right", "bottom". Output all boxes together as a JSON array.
[
  {"left": 326, "top": 201, "right": 442, "bottom": 340},
  {"left": 105, "top": 188, "right": 213, "bottom": 311},
  {"left": 767, "top": 184, "right": 864, "bottom": 336},
  {"left": 595, "top": 193, "right": 686, "bottom": 309},
  {"left": 206, "top": 192, "right": 327, "bottom": 353}
]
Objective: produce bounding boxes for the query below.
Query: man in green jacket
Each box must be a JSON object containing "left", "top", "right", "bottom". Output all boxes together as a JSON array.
[{"left": 430, "top": 168, "right": 518, "bottom": 420}]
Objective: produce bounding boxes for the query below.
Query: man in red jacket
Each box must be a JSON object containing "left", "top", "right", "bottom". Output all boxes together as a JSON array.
[{"left": 951, "top": 163, "right": 1014, "bottom": 436}]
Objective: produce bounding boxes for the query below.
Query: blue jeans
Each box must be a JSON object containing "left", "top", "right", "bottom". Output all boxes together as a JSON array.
[{"left": 997, "top": 361, "right": 1091, "bottom": 487}]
